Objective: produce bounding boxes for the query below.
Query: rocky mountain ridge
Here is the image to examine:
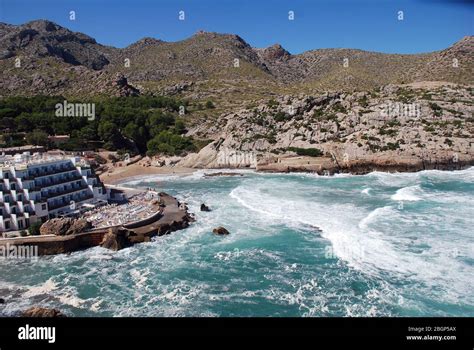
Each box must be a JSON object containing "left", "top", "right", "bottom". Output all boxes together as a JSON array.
[{"left": 0, "top": 20, "right": 473, "bottom": 97}]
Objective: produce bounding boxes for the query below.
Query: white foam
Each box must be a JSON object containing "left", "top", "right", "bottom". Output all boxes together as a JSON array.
[
  {"left": 56, "top": 293, "right": 86, "bottom": 308},
  {"left": 229, "top": 177, "right": 474, "bottom": 305},
  {"left": 358, "top": 206, "right": 395, "bottom": 230},
  {"left": 391, "top": 185, "right": 423, "bottom": 201},
  {"left": 23, "top": 278, "right": 57, "bottom": 297},
  {"left": 361, "top": 188, "right": 371, "bottom": 195}
]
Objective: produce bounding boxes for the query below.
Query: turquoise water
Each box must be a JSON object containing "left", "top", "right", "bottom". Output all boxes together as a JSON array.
[{"left": 1, "top": 168, "right": 473, "bottom": 316}]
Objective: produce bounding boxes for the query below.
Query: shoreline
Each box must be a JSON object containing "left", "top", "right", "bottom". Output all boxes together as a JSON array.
[
  {"left": 100, "top": 161, "right": 474, "bottom": 186},
  {"left": 99, "top": 163, "right": 197, "bottom": 185}
]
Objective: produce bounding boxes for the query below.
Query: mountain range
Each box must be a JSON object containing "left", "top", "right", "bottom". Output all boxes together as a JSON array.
[{"left": 0, "top": 19, "right": 472, "bottom": 99}]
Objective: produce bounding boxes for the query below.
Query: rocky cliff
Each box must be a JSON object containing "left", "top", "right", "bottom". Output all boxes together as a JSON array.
[{"left": 179, "top": 82, "right": 474, "bottom": 173}]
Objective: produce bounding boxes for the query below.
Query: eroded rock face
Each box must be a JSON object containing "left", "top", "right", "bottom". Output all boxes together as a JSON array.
[
  {"left": 111, "top": 73, "right": 140, "bottom": 97},
  {"left": 258, "top": 43, "right": 291, "bottom": 62},
  {"left": 213, "top": 226, "right": 230, "bottom": 235},
  {"left": 21, "top": 307, "right": 65, "bottom": 317},
  {"left": 67, "top": 219, "right": 92, "bottom": 235},
  {"left": 40, "top": 218, "right": 92, "bottom": 236},
  {"left": 100, "top": 227, "right": 132, "bottom": 251}
]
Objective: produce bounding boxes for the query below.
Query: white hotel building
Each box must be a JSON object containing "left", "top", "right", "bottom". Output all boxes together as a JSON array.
[{"left": 0, "top": 152, "right": 108, "bottom": 233}]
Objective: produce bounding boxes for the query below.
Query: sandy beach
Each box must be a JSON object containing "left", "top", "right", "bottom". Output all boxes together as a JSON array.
[{"left": 99, "top": 163, "right": 197, "bottom": 185}]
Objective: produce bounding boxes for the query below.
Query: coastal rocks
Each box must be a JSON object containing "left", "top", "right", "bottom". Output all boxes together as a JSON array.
[
  {"left": 21, "top": 307, "right": 65, "bottom": 318},
  {"left": 39, "top": 218, "right": 71, "bottom": 235},
  {"left": 0, "top": 298, "right": 5, "bottom": 304},
  {"left": 204, "top": 172, "right": 244, "bottom": 177},
  {"left": 257, "top": 155, "right": 335, "bottom": 174},
  {"left": 213, "top": 226, "right": 230, "bottom": 235},
  {"left": 100, "top": 227, "right": 132, "bottom": 251},
  {"left": 157, "top": 217, "right": 193, "bottom": 236},
  {"left": 67, "top": 218, "right": 92, "bottom": 235},
  {"left": 200, "top": 203, "right": 211, "bottom": 212},
  {"left": 40, "top": 218, "right": 92, "bottom": 236}
]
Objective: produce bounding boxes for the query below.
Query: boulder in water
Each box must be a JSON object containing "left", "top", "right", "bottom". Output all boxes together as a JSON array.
[
  {"left": 213, "top": 226, "right": 230, "bottom": 235},
  {"left": 200, "top": 203, "right": 211, "bottom": 212}
]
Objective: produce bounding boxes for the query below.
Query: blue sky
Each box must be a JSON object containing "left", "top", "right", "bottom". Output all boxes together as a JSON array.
[{"left": 0, "top": 0, "right": 472, "bottom": 54}]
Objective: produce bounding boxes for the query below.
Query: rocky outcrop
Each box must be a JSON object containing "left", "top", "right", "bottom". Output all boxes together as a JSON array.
[
  {"left": 40, "top": 218, "right": 92, "bottom": 236},
  {"left": 164, "top": 81, "right": 193, "bottom": 95},
  {"left": 213, "top": 226, "right": 230, "bottom": 235},
  {"left": 100, "top": 227, "right": 133, "bottom": 251},
  {"left": 200, "top": 204, "right": 211, "bottom": 212},
  {"left": 111, "top": 73, "right": 140, "bottom": 97},
  {"left": 21, "top": 307, "right": 65, "bottom": 318},
  {"left": 257, "top": 43, "right": 291, "bottom": 62},
  {"left": 204, "top": 172, "right": 244, "bottom": 177}
]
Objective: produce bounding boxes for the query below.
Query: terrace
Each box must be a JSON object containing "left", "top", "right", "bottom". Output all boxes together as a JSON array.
[{"left": 82, "top": 191, "right": 161, "bottom": 228}]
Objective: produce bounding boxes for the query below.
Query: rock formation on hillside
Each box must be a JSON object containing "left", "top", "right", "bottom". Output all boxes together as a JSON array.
[{"left": 179, "top": 83, "right": 474, "bottom": 173}]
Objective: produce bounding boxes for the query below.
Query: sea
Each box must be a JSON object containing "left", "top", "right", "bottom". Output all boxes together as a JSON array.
[{"left": 1, "top": 168, "right": 473, "bottom": 317}]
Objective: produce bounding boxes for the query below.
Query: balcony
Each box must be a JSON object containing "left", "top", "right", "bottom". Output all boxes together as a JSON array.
[
  {"left": 35, "top": 174, "right": 83, "bottom": 189},
  {"left": 28, "top": 164, "right": 77, "bottom": 178},
  {"left": 42, "top": 183, "right": 89, "bottom": 200},
  {"left": 48, "top": 193, "right": 94, "bottom": 210}
]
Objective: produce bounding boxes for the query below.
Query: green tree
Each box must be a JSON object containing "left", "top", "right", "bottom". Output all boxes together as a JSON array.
[
  {"left": 28, "top": 221, "right": 42, "bottom": 236},
  {"left": 98, "top": 121, "right": 119, "bottom": 141},
  {"left": 26, "top": 129, "right": 50, "bottom": 147},
  {"left": 123, "top": 122, "right": 140, "bottom": 141},
  {"left": 174, "top": 119, "right": 186, "bottom": 134}
]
